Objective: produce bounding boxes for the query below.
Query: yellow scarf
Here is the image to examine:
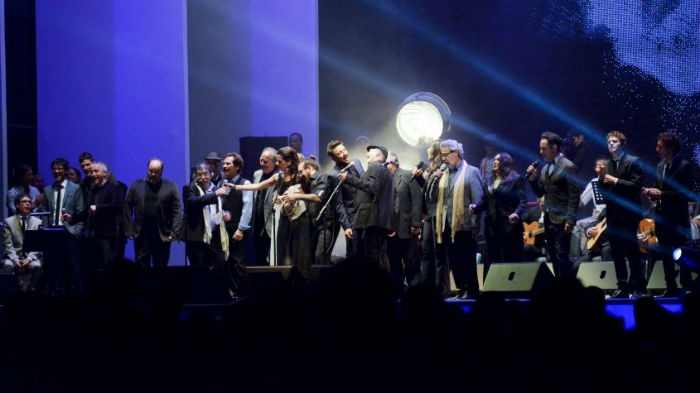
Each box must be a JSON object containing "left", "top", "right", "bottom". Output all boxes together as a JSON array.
[
  {"left": 436, "top": 162, "right": 467, "bottom": 244},
  {"left": 195, "top": 184, "right": 229, "bottom": 260}
]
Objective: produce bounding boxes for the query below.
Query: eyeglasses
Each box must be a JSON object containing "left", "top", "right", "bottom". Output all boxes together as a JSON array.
[{"left": 441, "top": 151, "right": 456, "bottom": 158}]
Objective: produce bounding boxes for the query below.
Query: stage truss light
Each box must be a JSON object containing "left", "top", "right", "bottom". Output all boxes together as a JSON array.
[{"left": 395, "top": 92, "right": 451, "bottom": 147}]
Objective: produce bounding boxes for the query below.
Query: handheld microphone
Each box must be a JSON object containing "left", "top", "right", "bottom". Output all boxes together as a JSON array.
[
  {"left": 438, "top": 162, "right": 448, "bottom": 172},
  {"left": 340, "top": 161, "right": 355, "bottom": 173},
  {"left": 526, "top": 160, "right": 540, "bottom": 176},
  {"left": 411, "top": 161, "right": 426, "bottom": 181}
]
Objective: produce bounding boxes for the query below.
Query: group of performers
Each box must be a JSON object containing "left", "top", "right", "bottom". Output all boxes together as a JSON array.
[{"left": 3, "top": 131, "right": 699, "bottom": 299}]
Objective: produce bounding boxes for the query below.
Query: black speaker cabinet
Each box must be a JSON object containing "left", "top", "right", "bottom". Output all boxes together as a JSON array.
[
  {"left": 246, "top": 266, "right": 291, "bottom": 293},
  {"left": 576, "top": 261, "right": 619, "bottom": 290},
  {"left": 483, "top": 262, "right": 554, "bottom": 296},
  {"left": 149, "top": 266, "right": 230, "bottom": 304}
]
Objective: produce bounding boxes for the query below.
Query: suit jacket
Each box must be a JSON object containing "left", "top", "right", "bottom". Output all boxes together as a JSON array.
[
  {"left": 123, "top": 178, "right": 182, "bottom": 241},
  {"left": 599, "top": 153, "right": 642, "bottom": 226},
  {"left": 182, "top": 183, "right": 221, "bottom": 242},
  {"left": 3, "top": 215, "right": 42, "bottom": 263},
  {"left": 72, "top": 181, "right": 124, "bottom": 239},
  {"left": 40, "top": 181, "right": 85, "bottom": 236},
  {"left": 346, "top": 161, "right": 393, "bottom": 231},
  {"left": 529, "top": 155, "right": 580, "bottom": 225},
  {"left": 392, "top": 168, "right": 423, "bottom": 239},
  {"left": 252, "top": 169, "right": 281, "bottom": 237},
  {"left": 432, "top": 161, "right": 483, "bottom": 232},
  {"left": 473, "top": 173, "right": 527, "bottom": 234},
  {"left": 654, "top": 155, "right": 695, "bottom": 243},
  {"left": 329, "top": 158, "right": 365, "bottom": 230}
]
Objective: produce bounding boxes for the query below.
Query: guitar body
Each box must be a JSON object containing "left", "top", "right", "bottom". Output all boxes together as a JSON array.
[
  {"left": 638, "top": 218, "right": 657, "bottom": 253},
  {"left": 586, "top": 217, "right": 607, "bottom": 250},
  {"left": 522, "top": 221, "right": 544, "bottom": 245}
]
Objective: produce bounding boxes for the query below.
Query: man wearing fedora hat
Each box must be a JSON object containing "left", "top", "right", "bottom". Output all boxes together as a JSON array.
[{"left": 205, "top": 152, "right": 224, "bottom": 187}]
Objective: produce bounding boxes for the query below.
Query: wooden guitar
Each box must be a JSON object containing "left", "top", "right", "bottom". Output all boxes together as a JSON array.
[
  {"left": 523, "top": 221, "right": 545, "bottom": 245},
  {"left": 638, "top": 218, "right": 657, "bottom": 253},
  {"left": 586, "top": 217, "right": 607, "bottom": 250}
]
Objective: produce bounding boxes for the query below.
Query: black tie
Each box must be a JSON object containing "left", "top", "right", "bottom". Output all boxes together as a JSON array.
[
  {"left": 54, "top": 184, "right": 63, "bottom": 226},
  {"left": 21, "top": 216, "right": 27, "bottom": 234},
  {"left": 613, "top": 160, "right": 618, "bottom": 173}
]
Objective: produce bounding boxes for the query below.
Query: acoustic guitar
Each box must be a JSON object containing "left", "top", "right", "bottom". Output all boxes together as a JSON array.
[
  {"left": 586, "top": 217, "right": 607, "bottom": 250},
  {"left": 523, "top": 221, "right": 545, "bottom": 245},
  {"left": 638, "top": 218, "right": 657, "bottom": 253}
]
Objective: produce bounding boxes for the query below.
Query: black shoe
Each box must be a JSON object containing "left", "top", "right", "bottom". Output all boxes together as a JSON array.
[
  {"left": 657, "top": 288, "right": 683, "bottom": 298},
  {"left": 609, "top": 289, "right": 630, "bottom": 298},
  {"left": 631, "top": 290, "right": 648, "bottom": 298}
]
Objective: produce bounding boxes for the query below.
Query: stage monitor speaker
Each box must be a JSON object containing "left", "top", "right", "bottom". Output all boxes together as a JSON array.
[
  {"left": 576, "top": 261, "right": 619, "bottom": 290},
  {"left": 239, "top": 136, "right": 289, "bottom": 181},
  {"left": 246, "top": 266, "right": 291, "bottom": 294},
  {"left": 149, "top": 266, "right": 229, "bottom": 304},
  {"left": 483, "top": 262, "right": 554, "bottom": 296},
  {"left": 0, "top": 274, "right": 16, "bottom": 304}
]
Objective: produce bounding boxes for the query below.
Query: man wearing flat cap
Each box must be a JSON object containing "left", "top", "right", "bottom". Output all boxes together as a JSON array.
[
  {"left": 338, "top": 145, "right": 394, "bottom": 270},
  {"left": 205, "top": 152, "right": 224, "bottom": 187}
]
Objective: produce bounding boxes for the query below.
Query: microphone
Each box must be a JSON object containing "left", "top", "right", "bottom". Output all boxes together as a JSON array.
[
  {"left": 340, "top": 161, "right": 355, "bottom": 173},
  {"left": 438, "top": 162, "right": 448, "bottom": 172},
  {"left": 411, "top": 161, "right": 426, "bottom": 181},
  {"left": 526, "top": 160, "right": 540, "bottom": 176}
]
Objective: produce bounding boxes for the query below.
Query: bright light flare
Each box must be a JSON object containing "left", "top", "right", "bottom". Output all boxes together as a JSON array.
[{"left": 396, "top": 92, "right": 451, "bottom": 147}]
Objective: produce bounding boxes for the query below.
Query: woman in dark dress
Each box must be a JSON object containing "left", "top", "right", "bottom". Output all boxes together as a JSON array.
[
  {"left": 469, "top": 152, "right": 527, "bottom": 275},
  {"left": 233, "top": 147, "right": 313, "bottom": 280}
]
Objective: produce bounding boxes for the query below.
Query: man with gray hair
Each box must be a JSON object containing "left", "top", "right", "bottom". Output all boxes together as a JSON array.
[
  {"left": 63, "top": 161, "right": 125, "bottom": 290},
  {"left": 252, "top": 147, "right": 281, "bottom": 265},
  {"left": 432, "top": 139, "right": 483, "bottom": 298}
]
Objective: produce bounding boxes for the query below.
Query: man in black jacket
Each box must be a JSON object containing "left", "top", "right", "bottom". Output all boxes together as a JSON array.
[
  {"left": 527, "top": 132, "right": 580, "bottom": 277},
  {"left": 327, "top": 140, "right": 364, "bottom": 260},
  {"left": 598, "top": 131, "right": 644, "bottom": 297},
  {"left": 123, "top": 158, "right": 182, "bottom": 268},
  {"left": 64, "top": 162, "right": 124, "bottom": 288},
  {"left": 182, "top": 163, "right": 230, "bottom": 267},
  {"left": 338, "top": 145, "right": 393, "bottom": 270},
  {"left": 643, "top": 132, "right": 697, "bottom": 296},
  {"left": 386, "top": 151, "right": 422, "bottom": 288}
]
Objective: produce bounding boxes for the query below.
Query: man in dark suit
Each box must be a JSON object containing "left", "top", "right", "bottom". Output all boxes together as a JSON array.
[
  {"left": 251, "top": 147, "right": 281, "bottom": 266},
  {"left": 220, "top": 153, "right": 253, "bottom": 296},
  {"left": 643, "top": 132, "right": 697, "bottom": 297},
  {"left": 386, "top": 151, "right": 423, "bottom": 288},
  {"left": 124, "top": 158, "right": 182, "bottom": 268},
  {"left": 299, "top": 158, "right": 337, "bottom": 265},
  {"left": 40, "top": 158, "right": 85, "bottom": 293},
  {"left": 182, "top": 162, "right": 230, "bottom": 267},
  {"left": 527, "top": 132, "right": 580, "bottom": 278},
  {"left": 328, "top": 140, "right": 365, "bottom": 260},
  {"left": 2, "top": 194, "right": 43, "bottom": 291},
  {"left": 64, "top": 162, "right": 124, "bottom": 290},
  {"left": 433, "top": 139, "right": 483, "bottom": 299},
  {"left": 598, "top": 131, "right": 644, "bottom": 297},
  {"left": 338, "top": 145, "right": 392, "bottom": 270}
]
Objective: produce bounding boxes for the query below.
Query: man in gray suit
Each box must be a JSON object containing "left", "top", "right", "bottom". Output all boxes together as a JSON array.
[
  {"left": 339, "top": 145, "right": 393, "bottom": 270},
  {"left": 527, "top": 131, "right": 580, "bottom": 277},
  {"left": 2, "top": 194, "right": 43, "bottom": 291},
  {"left": 39, "top": 158, "right": 85, "bottom": 293},
  {"left": 124, "top": 158, "right": 182, "bottom": 267},
  {"left": 252, "top": 147, "right": 281, "bottom": 266},
  {"left": 433, "top": 140, "right": 483, "bottom": 298},
  {"left": 386, "top": 151, "right": 423, "bottom": 288}
]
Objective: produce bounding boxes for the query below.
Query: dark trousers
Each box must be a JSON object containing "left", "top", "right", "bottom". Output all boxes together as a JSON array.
[
  {"left": 544, "top": 216, "right": 573, "bottom": 277},
  {"left": 436, "top": 223, "right": 478, "bottom": 296},
  {"left": 387, "top": 235, "right": 419, "bottom": 288},
  {"left": 657, "top": 229, "right": 694, "bottom": 289},
  {"left": 82, "top": 236, "right": 119, "bottom": 292},
  {"left": 186, "top": 239, "right": 226, "bottom": 268},
  {"left": 314, "top": 223, "right": 339, "bottom": 265},
  {"left": 420, "top": 217, "right": 438, "bottom": 289},
  {"left": 226, "top": 231, "right": 249, "bottom": 295},
  {"left": 134, "top": 219, "right": 171, "bottom": 268},
  {"left": 254, "top": 230, "right": 271, "bottom": 266},
  {"left": 608, "top": 221, "right": 644, "bottom": 291},
  {"left": 355, "top": 227, "right": 389, "bottom": 272},
  {"left": 484, "top": 221, "right": 524, "bottom": 277}
]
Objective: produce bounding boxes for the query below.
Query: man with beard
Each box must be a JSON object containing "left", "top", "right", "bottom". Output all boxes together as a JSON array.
[
  {"left": 123, "top": 158, "right": 182, "bottom": 267},
  {"left": 252, "top": 147, "right": 281, "bottom": 265},
  {"left": 327, "top": 140, "right": 364, "bottom": 260}
]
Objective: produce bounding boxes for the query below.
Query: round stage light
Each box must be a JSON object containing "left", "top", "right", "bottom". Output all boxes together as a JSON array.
[{"left": 396, "top": 92, "right": 451, "bottom": 147}]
